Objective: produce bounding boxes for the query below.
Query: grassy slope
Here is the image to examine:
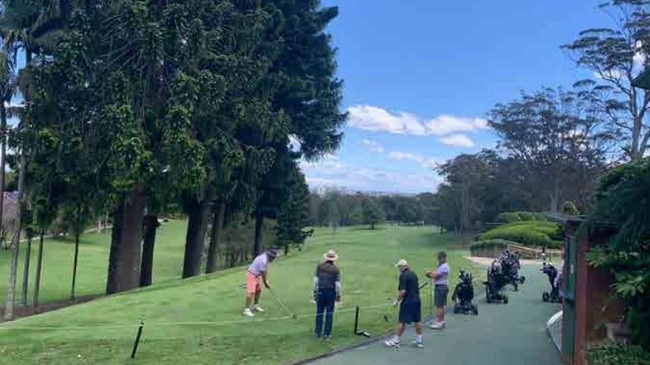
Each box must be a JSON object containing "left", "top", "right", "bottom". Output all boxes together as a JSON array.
[
  {"left": 0, "top": 225, "right": 470, "bottom": 365},
  {"left": 0, "top": 220, "right": 188, "bottom": 305}
]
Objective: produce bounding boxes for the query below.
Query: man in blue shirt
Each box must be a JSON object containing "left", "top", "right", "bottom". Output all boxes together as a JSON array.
[{"left": 426, "top": 251, "right": 449, "bottom": 329}]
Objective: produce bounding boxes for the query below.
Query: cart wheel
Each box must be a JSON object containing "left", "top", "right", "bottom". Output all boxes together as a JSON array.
[
  {"left": 542, "top": 292, "right": 550, "bottom": 302},
  {"left": 520, "top": 276, "right": 526, "bottom": 284},
  {"left": 473, "top": 305, "right": 478, "bottom": 315},
  {"left": 486, "top": 295, "right": 492, "bottom": 304},
  {"left": 454, "top": 305, "right": 461, "bottom": 314},
  {"left": 513, "top": 283, "right": 519, "bottom": 292},
  {"left": 503, "top": 295, "right": 509, "bottom": 304}
]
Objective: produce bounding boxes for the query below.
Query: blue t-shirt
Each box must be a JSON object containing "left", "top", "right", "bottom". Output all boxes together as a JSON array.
[{"left": 435, "top": 262, "right": 449, "bottom": 286}]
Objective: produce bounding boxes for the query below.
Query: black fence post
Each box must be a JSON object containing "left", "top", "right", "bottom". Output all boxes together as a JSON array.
[
  {"left": 131, "top": 321, "right": 144, "bottom": 359},
  {"left": 353, "top": 306, "right": 360, "bottom": 334}
]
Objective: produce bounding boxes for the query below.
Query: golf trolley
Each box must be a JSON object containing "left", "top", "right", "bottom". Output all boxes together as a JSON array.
[
  {"left": 497, "top": 250, "right": 526, "bottom": 291},
  {"left": 452, "top": 269, "right": 478, "bottom": 315},
  {"left": 484, "top": 261, "right": 509, "bottom": 304},
  {"left": 541, "top": 262, "right": 562, "bottom": 303}
]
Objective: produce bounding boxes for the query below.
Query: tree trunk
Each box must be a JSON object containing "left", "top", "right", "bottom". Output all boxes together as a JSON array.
[
  {"left": 140, "top": 215, "right": 159, "bottom": 287},
  {"left": 3, "top": 151, "right": 26, "bottom": 320},
  {"left": 70, "top": 204, "right": 83, "bottom": 300},
  {"left": 182, "top": 200, "right": 210, "bottom": 278},
  {"left": 105, "top": 185, "right": 147, "bottom": 295},
  {"left": 0, "top": 104, "right": 6, "bottom": 248},
  {"left": 33, "top": 229, "right": 45, "bottom": 310},
  {"left": 549, "top": 178, "right": 560, "bottom": 214},
  {"left": 253, "top": 210, "right": 264, "bottom": 257},
  {"left": 70, "top": 230, "right": 80, "bottom": 301},
  {"left": 206, "top": 202, "right": 225, "bottom": 274},
  {"left": 20, "top": 233, "right": 32, "bottom": 306}
]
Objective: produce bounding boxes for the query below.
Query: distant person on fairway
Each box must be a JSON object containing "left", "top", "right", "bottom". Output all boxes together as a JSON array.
[
  {"left": 243, "top": 249, "right": 278, "bottom": 317},
  {"left": 385, "top": 259, "right": 424, "bottom": 348},
  {"left": 425, "top": 251, "right": 449, "bottom": 329},
  {"left": 313, "top": 249, "right": 341, "bottom": 340}
]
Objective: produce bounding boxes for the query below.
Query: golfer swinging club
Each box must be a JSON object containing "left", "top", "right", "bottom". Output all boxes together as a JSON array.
[
  {"left": 385, "top": 259, "right": 424, "bottom": 348},
  {"left": 313, "top": 249, "right": 341, "bottom": 340},
  {"left": 243, "top": 249, "right": 278, "bottom": 317},
  {"left": 425, "top": 251, "right": 449, "bottom": 329}
]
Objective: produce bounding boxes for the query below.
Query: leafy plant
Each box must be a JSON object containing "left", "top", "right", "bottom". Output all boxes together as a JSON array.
[
  {"left": 583, "top": 158, "right": 650, "bottom": 350},
  {"left": 586, "top": 343, "right": 650, "bottom": 365}
]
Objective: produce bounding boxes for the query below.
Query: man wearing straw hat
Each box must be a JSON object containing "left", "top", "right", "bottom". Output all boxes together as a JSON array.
[{"left": 313, "top": 249, "right": 341, "bottom": 340}]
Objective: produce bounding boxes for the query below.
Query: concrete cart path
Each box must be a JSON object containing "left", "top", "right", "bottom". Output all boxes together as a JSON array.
[{"left": 312, "top": 266, "right": 562, "bottom": 365}]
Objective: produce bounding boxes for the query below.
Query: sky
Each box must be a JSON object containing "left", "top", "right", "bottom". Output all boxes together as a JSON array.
[{"left": 301, "top": 0, "right": 612, "bottom": 194}]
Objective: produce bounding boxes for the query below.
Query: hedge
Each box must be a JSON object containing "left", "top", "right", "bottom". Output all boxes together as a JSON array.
[
  {"left": 477, "top": 221, "right": 563, "bottom": 249},
  {"left": 495, "top": 211, "right": 548, "bottom": 224}
]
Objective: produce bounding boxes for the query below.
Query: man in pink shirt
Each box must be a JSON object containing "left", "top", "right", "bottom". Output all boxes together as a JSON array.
[{"left": 243, "top": 249, "right": 278, "bottom": 317}]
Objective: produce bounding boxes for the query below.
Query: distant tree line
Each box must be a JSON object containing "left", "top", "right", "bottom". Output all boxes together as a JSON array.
[{"left": 309, "top": 191, "right": 437, "bottom": 229}]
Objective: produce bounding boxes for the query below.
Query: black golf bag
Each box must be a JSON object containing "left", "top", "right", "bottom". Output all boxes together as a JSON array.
[
  {"left": 541, "top": 262, "right": 562, "bottom": 303},
  {"left": 452, "top": 269, "right": 478, "bottom": 315},
  {"left": 496, "top": 250, "right": 526, "bottom": 291},
  {"left": 484, "top": 261, "right": 509, "bottom": 304}
]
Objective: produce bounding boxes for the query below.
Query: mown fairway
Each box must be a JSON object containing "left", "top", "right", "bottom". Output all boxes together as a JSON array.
[{"left": 0, "top": 225, "right": 471, "bottom": 365}]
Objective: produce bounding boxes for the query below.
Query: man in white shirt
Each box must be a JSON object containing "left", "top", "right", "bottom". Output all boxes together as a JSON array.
[
  {"left": 425, "top": 251, "right": 449, "bottom": 330},
  {"left": 243, "top": 249, "right": 277, "bottom": 317}
]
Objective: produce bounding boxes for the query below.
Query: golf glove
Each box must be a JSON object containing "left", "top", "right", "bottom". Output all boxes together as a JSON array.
[{"left": 392, "top": 299, "right": 400, "bottom": 307}]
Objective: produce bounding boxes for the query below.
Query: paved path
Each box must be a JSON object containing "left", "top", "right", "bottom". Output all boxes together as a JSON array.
[{"left": 313, "top": 266, "right": 562, "bottom": 365}]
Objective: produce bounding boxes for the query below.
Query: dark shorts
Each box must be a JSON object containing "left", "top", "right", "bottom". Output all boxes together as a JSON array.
[
  {"left": 435, "top": 285, "right": 449, "bottom": 307},
  {"left": 398, "top": 299, "right": 421, "bottom": 324}
]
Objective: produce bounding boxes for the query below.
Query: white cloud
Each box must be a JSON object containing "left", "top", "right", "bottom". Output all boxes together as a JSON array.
[
  {"left": 439, "top": 134, "right": 475, "bottom": 147},
  {"left": 388, "top": 151, "right": 442, "bottom": 169},
  {"left": 347, "top": 105, "right": 427, "bottom": 135},
  {"left": 303, "top": 164, "right": 437, "bottom": 193},
  {"left": 346, "top": 105, "right": 487, "bottom": 148},
  {"left": 361, "top": 139, "right": 384, "bottom": 153}
]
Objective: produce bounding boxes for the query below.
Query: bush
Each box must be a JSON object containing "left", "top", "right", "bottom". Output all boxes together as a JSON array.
[
  {"left": 495, "top": 211, "right": 548, "bottom": 224},
  {"left": 496, "top": 212, "right": 521, "bottom": 224},
  {"left": 586, "top": 343, "right": 650, "bottom": 365},
  {"left": 477, "top": 221, "right": 562, "bottom": 248}
]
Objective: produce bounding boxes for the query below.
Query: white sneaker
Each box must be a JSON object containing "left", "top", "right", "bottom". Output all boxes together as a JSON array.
[
  {"left": 243, "top": 308, "right": 255, "bottom": 317},
  {"left": 252, "top": 304, "right": 264, "bottom": 313},
  {"left": 429, "top": 321, "right": 446, "bottom": 330},
  {"left": 411, "top": 340, "right": 424, "bottom": 348},
  {"left": 384, "top": 338, "right": 400, "bottom": 347}
]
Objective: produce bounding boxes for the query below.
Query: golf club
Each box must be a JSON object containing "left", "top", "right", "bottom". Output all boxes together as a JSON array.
[{"left": 269, "top": 289, "right": 298, "bottom": 319}]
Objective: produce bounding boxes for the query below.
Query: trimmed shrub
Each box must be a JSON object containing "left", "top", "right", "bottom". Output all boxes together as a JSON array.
[
  {"left": 477, "top": 221, "right": 562, "bottom": 249},
  {"left": 495, "top": 211, "right": 548, "bottom": 224},
  {"left": 470, "top": 239, "right": 515, "bottom": 257},
  {"left": 496, "top": 212, "right": 522, "bottom": 224}
]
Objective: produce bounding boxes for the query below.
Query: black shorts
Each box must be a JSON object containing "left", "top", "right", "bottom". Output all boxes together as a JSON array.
[
  {"left": 398, "top": 299, "right": 421, "bottom": 324},
  {"left": 435, "top": 285, "right": 449, "bottom": 307}
]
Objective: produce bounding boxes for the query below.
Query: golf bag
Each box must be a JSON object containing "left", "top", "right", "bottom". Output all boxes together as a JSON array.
[
  {"left": 496, "top": 250, "right": 526, "bottom": 291},
  {"left": 452, "top": 270, "right": 478, "bottom": 315},
  {"left": 484, "top": 261, "right": 509, "bottom": 304},
  {"left": 541, "top": 262, "right": 562, "bottom": 303}
]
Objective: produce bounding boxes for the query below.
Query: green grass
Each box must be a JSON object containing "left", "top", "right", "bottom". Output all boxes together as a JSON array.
[
  {"left": 0, "top": 220, "right": 188, "bottom": 305},
  {"left": 0, "top": 225, "right": 470, "bottom": 365}
]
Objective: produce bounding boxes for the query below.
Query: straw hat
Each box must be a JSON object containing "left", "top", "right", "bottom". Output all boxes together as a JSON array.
[{"left": 323, "top": 250, "right": 339, "bottom": 261}]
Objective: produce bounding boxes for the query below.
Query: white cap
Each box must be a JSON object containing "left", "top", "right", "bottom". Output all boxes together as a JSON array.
[{"left": 395, "top": 259, "right": 408, "bottom": 267}]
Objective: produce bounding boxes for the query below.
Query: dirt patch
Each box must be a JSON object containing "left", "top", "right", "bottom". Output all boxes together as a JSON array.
[{"left": 0, "top": 295, "right": 100, "bottom": 323}]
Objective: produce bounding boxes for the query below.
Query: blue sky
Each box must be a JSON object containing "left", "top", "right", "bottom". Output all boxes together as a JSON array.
[{"left": 301, "top": 0, "right": 611, "bottom": 194}]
